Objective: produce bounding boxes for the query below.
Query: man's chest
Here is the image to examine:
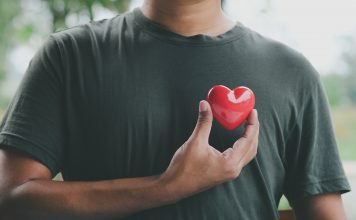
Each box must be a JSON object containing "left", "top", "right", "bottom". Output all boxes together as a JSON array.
[{"left": 61, "top": 47, "right": 289, "bottom": 185}]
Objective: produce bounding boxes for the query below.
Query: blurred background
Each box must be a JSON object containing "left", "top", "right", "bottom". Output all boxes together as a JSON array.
[{"left": 0, "top": 0, "right": 355, "bottom": 218}]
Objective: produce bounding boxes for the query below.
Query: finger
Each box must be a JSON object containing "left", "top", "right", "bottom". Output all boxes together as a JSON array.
[
  {"left": 225, "top": 111, "right": 259, "bottom": 162},
  {"left": 242, "top": 109, "right": 259, "bottom": 140},
  {"left": 189, "top": 100, "right": 213, "bottom": 142},
  {"left": 238, "top": 134, "right": 259, "bottom": 167},
  {"left": 224, "top": 131, "right": 259, "bottom": 171},
  {"left": 247, "top": 109, "right": 258, "bottom": 125},
  {"left": 228, "top": 137, "right": 251, "bottom": 163}
]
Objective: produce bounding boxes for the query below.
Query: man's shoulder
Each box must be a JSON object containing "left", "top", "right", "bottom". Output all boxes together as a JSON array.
[
  {"left": 49, "top": 10, "right": 133, "bottom": 46},
  {"left": 241, "top": 24, "right": 320, "bottom": 83}
]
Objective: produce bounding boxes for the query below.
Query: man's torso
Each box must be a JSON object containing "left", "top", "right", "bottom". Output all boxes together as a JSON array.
[{"left": 52, "top": 7, "right": 311, "bottom": 219}]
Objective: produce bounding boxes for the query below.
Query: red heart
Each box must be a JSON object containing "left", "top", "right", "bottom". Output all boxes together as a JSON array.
[{"left": 206, "top": 85, "right": 255, "bottom": 130}]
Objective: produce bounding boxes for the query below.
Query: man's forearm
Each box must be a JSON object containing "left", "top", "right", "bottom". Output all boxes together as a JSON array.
[
  {"left": 293, "top": 192, "right": 347, "bottom": 220},
  {"left": 0, "top": 175, "right": 176, "bottom": 220}
]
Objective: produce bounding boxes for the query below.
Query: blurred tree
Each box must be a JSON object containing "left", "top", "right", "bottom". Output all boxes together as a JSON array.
[
  {"left": 340, "top": 35, "right": 356, "bottom": 105},
  {"left": 0, "top": 0, "right": 22, "bottom": 82},
  {"left": 321, "top": 74, "right": 345, "bottom": 107},
  {"left": 0, "top": 0, "right": 132, "bottom": 82},
  {"left": 1, "top": 0, "right": 132, "bottom": 110},
  {"left": 46, "top": 0, "right": 228, "bottom": 32},
  {"left": 44, "top": 0, "right": 132, "bottom": 31},
  {"left": 0, "top": 0, "right": 23, "bottom": 110}
]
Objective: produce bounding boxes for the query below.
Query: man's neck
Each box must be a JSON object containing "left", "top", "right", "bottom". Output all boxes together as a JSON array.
[{"left": 140, "top": 0, "right": 236, "bottom": 37}]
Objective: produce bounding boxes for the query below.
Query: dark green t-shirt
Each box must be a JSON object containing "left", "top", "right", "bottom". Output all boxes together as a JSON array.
[{"left": 0, "top": 7, "right": 351, "bottom": 219}]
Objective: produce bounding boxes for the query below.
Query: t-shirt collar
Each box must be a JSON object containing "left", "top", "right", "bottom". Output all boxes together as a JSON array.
[{"left": 132, "top": 6, "right": 245, "bottom": 46}]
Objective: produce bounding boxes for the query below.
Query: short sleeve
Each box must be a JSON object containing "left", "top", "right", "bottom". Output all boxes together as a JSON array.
[
  {"left": 0, "top": 34, "right": 65, "bottom": 177},
  {"left": 284, "top": 71, "right": 351, "bottom": 206}
]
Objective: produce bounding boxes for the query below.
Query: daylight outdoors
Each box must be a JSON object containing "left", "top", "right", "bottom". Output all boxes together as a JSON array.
[{"left": 0, "top": 0, "right": 355, "bottom": 219}]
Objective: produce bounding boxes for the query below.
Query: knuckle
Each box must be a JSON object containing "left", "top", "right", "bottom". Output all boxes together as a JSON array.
[
  {"left": 199, "top": 110, "right": 209, "bottom": 118},
  {"left": 238, "top": 137, "right": 248, "bottom": 147},
  {"left": 198, "top": 112, "right": 211, "bottom": 123},
  {"left": 254, "top": 125, "right": 260, "bottom": 134}
]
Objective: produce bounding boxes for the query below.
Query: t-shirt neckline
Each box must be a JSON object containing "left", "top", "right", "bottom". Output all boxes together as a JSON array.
[{"left": 132, "top": 7, "right": 245, "bottom": 46}]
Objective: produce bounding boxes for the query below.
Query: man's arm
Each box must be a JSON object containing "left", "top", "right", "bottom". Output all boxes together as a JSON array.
[
  {"left": 293, "top": 192, "right": 347, "bottom": 220},
  {"left": 0, "top": 101, "right": 259, "bottom": 220},
  {"left": 0, "top": 147, "right": 172, "bottom": 220}
]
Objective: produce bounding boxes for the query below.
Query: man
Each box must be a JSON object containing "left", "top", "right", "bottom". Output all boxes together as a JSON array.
[{"left": 0, "top": 0, "right": 351, "bottom": 219}]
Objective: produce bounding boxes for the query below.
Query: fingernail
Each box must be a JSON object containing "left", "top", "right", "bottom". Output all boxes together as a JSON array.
[
  {"left": 199, "top": 100, "right": 208, "bottom": 112},
  {"left": 254, "top": 109, "right": 258, "bottom": 117}
]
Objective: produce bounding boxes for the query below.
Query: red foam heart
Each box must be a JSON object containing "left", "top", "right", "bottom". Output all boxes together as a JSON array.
[{"left": 206, "top": 85, "right": 255, "bottom": 130}]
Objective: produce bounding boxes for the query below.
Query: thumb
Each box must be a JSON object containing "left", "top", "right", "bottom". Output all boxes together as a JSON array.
[{"left": 190, "top": 100, "right": 213, "bottom": 142}]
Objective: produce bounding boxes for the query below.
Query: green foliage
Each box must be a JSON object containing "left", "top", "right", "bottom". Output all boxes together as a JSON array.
[
  {"left": 0, "top": 95, "right": 9, "bottom": 112},
  {"left": 44, "top": 0, "right": 132, "bottom": 31},
  {"left": 340, "top": 35, "right": 356, "bottom": 105},
  {"left": 17, "top": 24, "right": 36, "bottom": 41},
  {"left": 278, "top": 195, "right": 291, "bottom": 210},
  {"left": 331, "top": 106, "right": 356, "bottom": 161},
  {"left": 321, "top": 74, "right": 345, "bottom": 107},
  {"left": 0, "top": 0, "right": 22, "bottom": 83},
  {"left": 345, "top": 72, "right": 356, "bottom": 104},
  {"left": 0, "top": 0, "right": 133, "bottom": 87}
]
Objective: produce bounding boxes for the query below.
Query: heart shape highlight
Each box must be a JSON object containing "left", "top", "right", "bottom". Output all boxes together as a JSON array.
[{"left": 206, "top": 85, "right": 255, "bottom": 130}]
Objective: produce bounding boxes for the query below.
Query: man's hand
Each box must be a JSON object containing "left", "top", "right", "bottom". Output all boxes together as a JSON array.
[
  {"left": 160, "top": 100, "right": 260, "bottom": 201},
  {"left": 0, "top": 100, "right": 259, "bottom": 220}
]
